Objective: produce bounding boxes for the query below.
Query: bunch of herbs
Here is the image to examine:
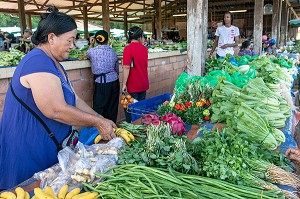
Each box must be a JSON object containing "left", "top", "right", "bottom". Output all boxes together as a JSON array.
[{"left": 118, "top": 123, "right": 199, "bottom": 174}]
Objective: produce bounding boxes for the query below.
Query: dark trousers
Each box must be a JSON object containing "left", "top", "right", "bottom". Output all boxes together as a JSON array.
[
  {"left": 124, "top": 91, "right": 146, "bottom": 123},
  {"left": 93, "top": 79, "right": 120, "bottom": 123}
]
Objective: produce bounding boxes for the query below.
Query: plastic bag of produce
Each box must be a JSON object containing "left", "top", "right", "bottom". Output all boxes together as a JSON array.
[
  {"left": 49, "top": 172, "right": 81, "bottom": 194},
  {"left": 33, "top": 163, "right": 62, "bottom": 189},
  {"left": 231, "top": 72, "right": 249, "bottom": 88},
  {"left": 229, "top": 56, "right": 238, "bottom": 66},
  {"left": 238, "top": 55, "right": 250, "bottom": 66},
  {"left": 245, "top": 66, "right": 256, "bottom": 79},
  {"left": 206, "top": 70, "right": 232, "bottom": 87},
  {"left": 57, "top": 146, "right": 80, "bottom": 172},
  {"left": 174, "top": 72, "right": 190, "bottom": 94}
]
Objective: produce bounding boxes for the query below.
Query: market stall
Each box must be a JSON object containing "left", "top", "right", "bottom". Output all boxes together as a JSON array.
[{"left": 1, "top": 53, "right": 300, "bottom": 199}]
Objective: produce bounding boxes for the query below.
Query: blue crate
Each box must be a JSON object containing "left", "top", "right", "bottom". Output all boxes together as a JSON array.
[{"left": 128, "top": 93, "right": 171, "bottom": 122}]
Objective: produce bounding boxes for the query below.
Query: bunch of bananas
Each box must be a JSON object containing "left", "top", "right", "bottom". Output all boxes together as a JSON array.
[
  {"left": 0, "top": 187, "right": 29, "bottom": 199},
  {"left": 0, "top": 185, "right": 99, "bottom": 199},
  {"left": 32, "top": 185, "right": 98, "bottom": 199},
  {"left": 114, "top": 128, "right": 135, "bottom": 145}
]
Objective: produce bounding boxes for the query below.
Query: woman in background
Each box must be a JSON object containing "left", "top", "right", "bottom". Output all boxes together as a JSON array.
[
  {"left": 238, "top": 40, "right": 255, "bottom": 56},
  {"left": 122, "top": 26, "right": 149, "bottom": 123},
  {"left": 87, "top": 30, "right": 119, "bottom": 123}
]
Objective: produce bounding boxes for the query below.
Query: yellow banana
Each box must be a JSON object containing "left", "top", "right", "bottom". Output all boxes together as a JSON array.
[
  {"left": 120, "top": 131, "right": 134, "bottom": 140},
  {"left": 65, "top": 188, "right": 81, "bottom": 199},
  {"left": 71, "top": 192, "right": 90, "bottom": 199},
  {"left": 94, "top": 135, "right": 102, "bottom": 144},
  {"left": 33, "top": 188, "right": 54, "bottom": 199},
  {"left": 77, "top": 192, "right": 98, "bottom": 199},
  {"left": 25, "top": 192, "right": 30, "bottom": 199},
  {"left": 44, "top": 186, "right": 57, "bottom": 199},
  {"left": 57, "top": 185, "right": 68, "bottom": 199},
  {"left": 31, "top": 196, "right": 37, "bottom": 199},
  {"left": 114, "top": 128, "right": 134, "bottom": 140},
  {"left": 0, "top": 192, "right": 16, "bottom": 199},
  {"left": 15, "top": 187, "right": 25, "bottom": 199},
  {"left": 120, "top": 133, "right": 131, "bottom": 145}
]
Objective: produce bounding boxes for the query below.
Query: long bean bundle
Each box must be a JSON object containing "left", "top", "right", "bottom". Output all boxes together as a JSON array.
[{"left": 83, "top": 164, "right": 284, "bottom": 199}]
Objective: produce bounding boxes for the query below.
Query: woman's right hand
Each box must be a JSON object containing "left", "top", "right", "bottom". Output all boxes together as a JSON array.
[
  {"left": 95, "top": 117, "right": 117, "bottom": 140},
  {"left": 285, "top": 148, "right": 300, "bottom": 165}
]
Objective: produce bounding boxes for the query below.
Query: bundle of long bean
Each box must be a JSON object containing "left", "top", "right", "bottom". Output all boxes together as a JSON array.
[{"left": 83, "top": 164, "right": 284, "bottom": 199}]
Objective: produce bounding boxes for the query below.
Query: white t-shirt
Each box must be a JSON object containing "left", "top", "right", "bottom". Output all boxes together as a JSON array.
[{"left": 215, "top": 25, "right": 240, "bottom": 57}]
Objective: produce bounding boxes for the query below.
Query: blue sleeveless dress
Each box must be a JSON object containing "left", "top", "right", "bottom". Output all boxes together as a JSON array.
[{"left": 0, "top": 48, "right": 76, "bottom": 189}]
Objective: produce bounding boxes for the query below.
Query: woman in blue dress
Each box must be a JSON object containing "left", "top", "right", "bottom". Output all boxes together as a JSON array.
[{"left": 0, "top": 6, "right": 116, "bottom": 189}]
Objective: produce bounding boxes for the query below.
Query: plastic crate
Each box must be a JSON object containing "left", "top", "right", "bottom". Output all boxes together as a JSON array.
[{"left": 128, "top": 93, "right": 171, "bottom": 122}]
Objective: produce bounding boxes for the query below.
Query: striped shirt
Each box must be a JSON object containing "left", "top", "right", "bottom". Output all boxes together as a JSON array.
[{"left": 87, "top": 45, "right": 119, "bottom": 83}]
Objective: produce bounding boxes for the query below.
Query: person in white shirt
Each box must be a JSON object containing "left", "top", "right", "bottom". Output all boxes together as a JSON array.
[{"left": 210, "top": 12, "right": 240, "bottom": 58}]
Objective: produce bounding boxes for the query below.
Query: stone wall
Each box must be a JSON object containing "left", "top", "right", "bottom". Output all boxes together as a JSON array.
[{"left": 0, "top": 52, "right": 187, "bottom": 123}]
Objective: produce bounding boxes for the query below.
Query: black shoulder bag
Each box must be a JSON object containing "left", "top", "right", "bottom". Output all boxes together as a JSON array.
[{"left": 10, "top": 83, "right": 63, "bottom": 152}]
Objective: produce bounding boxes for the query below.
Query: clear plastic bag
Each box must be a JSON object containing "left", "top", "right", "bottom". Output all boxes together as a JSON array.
[
  {"left": 35, "top": 140, "right": 121, "bottom": 190},
  {"left": 85, "top": 137, "right": 125, "bottom": 155},
  {"left": 33, "top": 163, "right": 61, "bottom": 189},
  {"left": 57, "top": 146, "right": 80, "bottom": 172}
]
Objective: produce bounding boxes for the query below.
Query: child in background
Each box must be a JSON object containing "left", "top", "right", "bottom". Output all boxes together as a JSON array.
[
  {"left": 238, "top": 40, "right": 255, "bottom": 56},
  {"left": 262, "top": 40, "right": 269, "bottom": 53},
  {"left": 266, "top": 39, "right": 277, "bottom": 54}
]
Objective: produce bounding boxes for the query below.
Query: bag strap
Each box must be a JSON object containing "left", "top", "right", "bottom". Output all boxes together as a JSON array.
[{"left": 9, "top": 83, "right": 63, "bottom": 152}]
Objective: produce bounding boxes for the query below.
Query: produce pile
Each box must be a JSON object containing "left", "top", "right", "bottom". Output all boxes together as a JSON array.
[
  {"left": 85, "top": 123, "right": 297, "bottom": 198},
  {"left": 0, "top": 48, "right": 25, "bottom": 67}
]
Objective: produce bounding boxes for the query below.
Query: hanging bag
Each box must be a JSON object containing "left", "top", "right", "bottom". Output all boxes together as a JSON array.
[{"left": 10, "top": 82, "right": 78, "bottom": 152}]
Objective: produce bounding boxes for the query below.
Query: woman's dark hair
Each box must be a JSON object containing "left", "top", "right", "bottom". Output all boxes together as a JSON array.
[
  {"left": 128, "top": 26, "right": 143, "bottom": 43},
  {"left": 222, "top": 11, "right": 233, "bottom": 25},
  {"left": 241, "top": 40, "right": 251, "bottom": 50},
  {"left": 95, "top": 30, "right": 108, "bottom": 45},
  {"left": 31, "top": 6, "right": 77, "bottom": 45}
]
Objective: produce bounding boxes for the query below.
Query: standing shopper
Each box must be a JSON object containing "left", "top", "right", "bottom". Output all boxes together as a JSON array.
[
  {"left": 0, "top": 6, "right": 116, "bottom": 189},
  {"left": 87, "top": 30, "right": 120, "bottom": 123},
  {"left": 122, "top": 26, "right": 149, "bottom": 123},
  {"left": 210, "top": 12, "right": 240, "bottom": 58}
]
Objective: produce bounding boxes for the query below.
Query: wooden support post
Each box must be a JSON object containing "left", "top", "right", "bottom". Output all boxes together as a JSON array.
[
  {"left": 154, "top": 0, "right": 162, "bottom": 40},
  {"left": 18, "top": 0, "right": 26, "bottom": 34},
  {"left": 277, "top": 0, "right": 283, "bottom": 45},
  {"left": 187, "top": 0, "right": 208, "bottom": 76},
  {"left": 124, "top": 10, "right": 128, "bottom": 39},
  {"left": 280, "top": 1, "right": 288, "bottom": 46},
  {"left": 152, "top": 17, "right": 156, "bottom": 39},
  {"left": 102, "top": 0, "right": 110, "bottom": 33},
  {"left": 83, "top": 6, "right": 89, "bottom": 39},
  {"left": 271, "top": 0, "right": 280, "bottom": 42},
  {"left": 253, "top": 0, "right": 263, "bottom": 55},
  {"left": 26, "top": 14, "right": 32, "bottom": 30}
]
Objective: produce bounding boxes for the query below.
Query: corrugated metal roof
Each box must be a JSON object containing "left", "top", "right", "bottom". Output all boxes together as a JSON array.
[{"left": 0, "top": 0, "right": 174, "bottom": 23}]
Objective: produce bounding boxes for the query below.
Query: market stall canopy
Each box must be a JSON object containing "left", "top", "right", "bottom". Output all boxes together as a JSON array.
[
  {"left": 0, "top": 0, "right": 299, "bottom": 24},
  {"left": 0, "top": 0, "right": 300, "bottom": 30}
]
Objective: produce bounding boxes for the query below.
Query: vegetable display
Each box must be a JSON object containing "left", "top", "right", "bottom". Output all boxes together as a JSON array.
[{"left": 83, "top": 164, "right": 285, "bottom": 199}]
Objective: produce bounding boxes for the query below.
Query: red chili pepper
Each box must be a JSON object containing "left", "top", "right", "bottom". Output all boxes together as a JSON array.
[
  {"left": 180, "top": 104, "right": 185, "bottom": 111},
  {"left": 204, "top": 115, "right": 210, "bottom": 121},
  {"left": 185, "top": 101, "right": 192, "bottom": 108},
  {"left": 174, "top": 104, "right": 181, "bottom": 110},
  {"left": 206, "top": 100, "right": 211, "bottom": 107}
]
